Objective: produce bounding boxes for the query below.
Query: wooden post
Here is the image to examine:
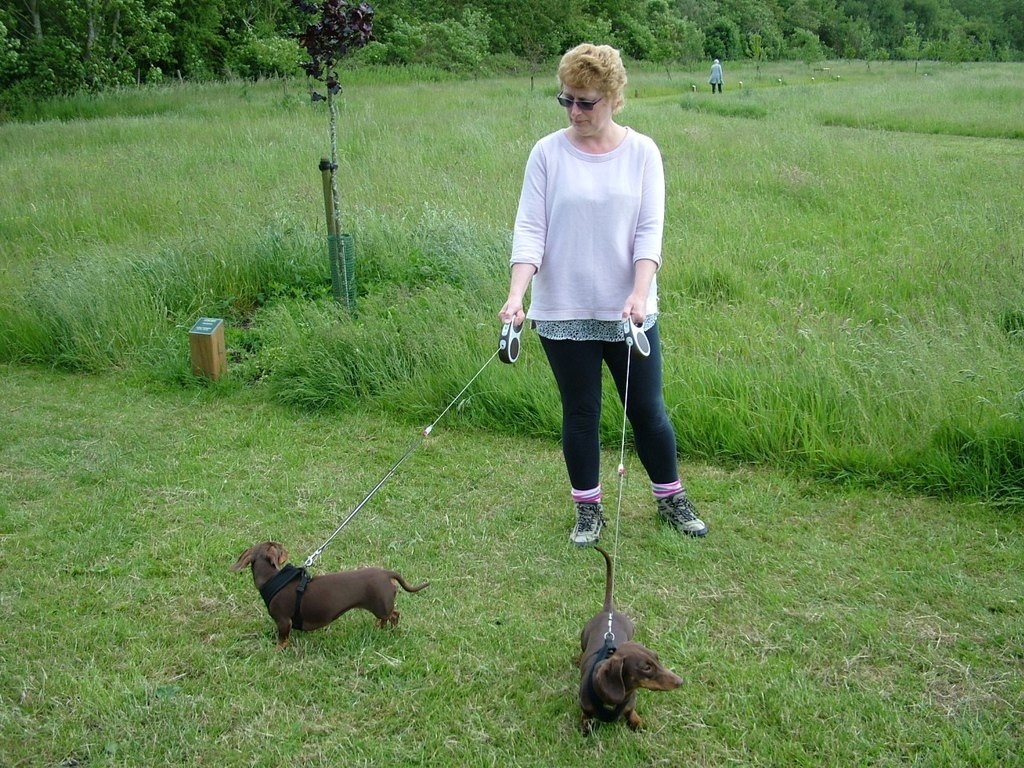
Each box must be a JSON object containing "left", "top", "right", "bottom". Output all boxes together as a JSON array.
[
  {"left": 189, "top": 317, "right": 226, "bottom": 380},
  {"left": 320, "top": 157, "right": 346, "bottom": 304},
  {"left": 320, "top": 157, "right": 338, "bottom": 238}
]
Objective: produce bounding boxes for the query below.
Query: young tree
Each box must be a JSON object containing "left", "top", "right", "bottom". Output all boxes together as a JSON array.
[
  {"left": 519, "top": 11, "right": 560, "bottom": 89},
  {"left": 293, "top": 0, "right": 374, "bottom": 310},
  {"left": 748, "top": 32, "right": 767, "bottom": 76},
  {"left": 899, "top": 22, "right": 923, "bottom": 61}
]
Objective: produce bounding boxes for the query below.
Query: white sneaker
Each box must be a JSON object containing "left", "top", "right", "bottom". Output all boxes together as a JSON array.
[
  {"left": 570, "top": 502, "right": 604, "bottom": 547},
  {"left": 657, "top": 494, "right": 708, "bottom": 537}
]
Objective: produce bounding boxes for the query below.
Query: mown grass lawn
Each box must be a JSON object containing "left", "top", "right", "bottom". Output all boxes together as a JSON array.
[{"left": 1, "top": 364, "right": 1021, "bottom": 766}]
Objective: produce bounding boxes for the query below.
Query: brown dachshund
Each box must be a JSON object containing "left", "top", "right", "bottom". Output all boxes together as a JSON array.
[
  {"left": 231, "top": 541, "right": 429, "bottom": 650},
  {"left": 578, "top": 547, "right": 683, "bottom": 734}
]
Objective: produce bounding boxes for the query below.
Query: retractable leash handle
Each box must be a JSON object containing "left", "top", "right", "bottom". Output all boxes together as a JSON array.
[
  {"left": 498, "top": 318, "right": 525, "bottom": 364},
  {"left": 623, "top": 320, "right": 651, "bottom": 357}
]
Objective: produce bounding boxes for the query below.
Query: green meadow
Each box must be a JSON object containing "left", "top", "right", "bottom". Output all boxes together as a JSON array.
[{"left": 1, "top": 60, "right": 1022, "bottom": 766}]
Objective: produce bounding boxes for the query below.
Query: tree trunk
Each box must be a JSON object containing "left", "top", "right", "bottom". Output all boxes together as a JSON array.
[{"left": 25, "top": 0, "right": 43, "bottom": 40}]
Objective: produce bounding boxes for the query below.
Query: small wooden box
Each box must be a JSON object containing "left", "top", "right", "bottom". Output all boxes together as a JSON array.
[{"left": 189, "top": 317, "right": 226, "bottom": 380}]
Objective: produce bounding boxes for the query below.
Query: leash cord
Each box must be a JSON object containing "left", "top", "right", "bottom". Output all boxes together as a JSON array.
[
  {"left": 608, "top": 340, "right": 634, "bottom": 609},
  {"left": 422, "top": 349, "right": 500, "bottom": 437},
  {"left": 303, "top": 349, "right": 501, "bottom": 569}
]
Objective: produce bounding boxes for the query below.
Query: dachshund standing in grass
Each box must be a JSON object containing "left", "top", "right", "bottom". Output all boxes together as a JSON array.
[
  {"left": 578, "top": 547, "right": 683, "bottom": 733},
  {"left": 232, "top": 541, "right": 429, "bottom": 650}
]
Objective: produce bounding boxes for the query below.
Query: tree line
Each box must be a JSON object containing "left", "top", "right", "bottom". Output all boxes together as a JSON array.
[{"left": 1, "top": 0, "right": 1020, "bottom": 110}]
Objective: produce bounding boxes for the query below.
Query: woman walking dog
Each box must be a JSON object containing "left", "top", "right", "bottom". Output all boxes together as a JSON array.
[{"left": 499, "top": 43, "right": 707, "bottom": 546}]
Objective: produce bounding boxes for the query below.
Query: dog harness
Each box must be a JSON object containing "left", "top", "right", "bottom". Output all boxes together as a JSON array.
[
  {"left": 584, "top": 637, "right": 628, "bottom": 723},
  {"left": 258, "top": 564, "right": 311, "bottom": 631}
]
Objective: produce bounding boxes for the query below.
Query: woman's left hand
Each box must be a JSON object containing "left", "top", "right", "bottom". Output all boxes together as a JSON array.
[{"left": 622, "top": 293, "right": 647, "bottom": 326}]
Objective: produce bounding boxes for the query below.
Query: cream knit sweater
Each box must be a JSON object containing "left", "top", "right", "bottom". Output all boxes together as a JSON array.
[{"left": 510, "top": 127, "right": 665, "bottom": 322}]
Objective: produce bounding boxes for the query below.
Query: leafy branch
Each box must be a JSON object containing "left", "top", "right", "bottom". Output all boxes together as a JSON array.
[{"left": 294, "top": 0, "right": 374, "bottom": 101}]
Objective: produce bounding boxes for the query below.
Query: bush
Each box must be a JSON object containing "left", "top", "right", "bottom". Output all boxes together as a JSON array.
[
  {"left": 786, "top": 28, "right": 825, "bottom": 64},
  {"left": 418, "top": 8, "right": 491, "bottom": 74},
  {"left": 226, "top": 35, "right": 304, "bottom": 80}
]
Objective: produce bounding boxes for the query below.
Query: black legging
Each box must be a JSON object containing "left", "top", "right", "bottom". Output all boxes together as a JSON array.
[{"left": 539, "top": 323, "right": 679, "bottom": 490}]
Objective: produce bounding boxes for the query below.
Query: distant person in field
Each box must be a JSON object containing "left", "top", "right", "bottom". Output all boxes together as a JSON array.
[
  {"left": 499, "top": 43, "right": 708, "bottom": 546},
  {"left": 709, "top": 59, "right": 723, "bottom": 93}
]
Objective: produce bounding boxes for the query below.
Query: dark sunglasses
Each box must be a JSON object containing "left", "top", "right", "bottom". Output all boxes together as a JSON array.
[{"left": 556, "top": 93, "right": 603, "bottom": 111}]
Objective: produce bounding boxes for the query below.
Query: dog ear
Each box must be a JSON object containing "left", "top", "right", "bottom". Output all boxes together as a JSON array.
[
  {"left": 268, "top": 542, "right": 288, "bottom": 566},
  {"left": 594, "top": 654, "right": 628, "bottom": 705},
  {"left": 230, "top": 547, "right": 256, "bottom": 572}
]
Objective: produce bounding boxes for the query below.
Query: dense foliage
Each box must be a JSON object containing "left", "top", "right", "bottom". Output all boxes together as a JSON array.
[{"left": 0, "top": 0, "right": 1021, "bottom": 111}]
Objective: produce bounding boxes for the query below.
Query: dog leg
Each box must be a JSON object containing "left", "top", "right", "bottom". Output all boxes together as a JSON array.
[
  {"left": 581, "top": 715, "right": 595, "bottom": 736},
  {"left": 276, "top": 618, "right": 292, "bottom": 650}
]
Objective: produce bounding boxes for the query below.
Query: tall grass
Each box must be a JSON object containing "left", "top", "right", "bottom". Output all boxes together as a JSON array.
[{"left": 1, "top": 61, "right": 1022, "bottom": 500}]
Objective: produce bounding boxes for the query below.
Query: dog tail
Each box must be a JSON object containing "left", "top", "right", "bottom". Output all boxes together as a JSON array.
[
  {"left": 391, "top": 574, "right": 430, "bottom": 593},
  {"left": 594, "top": 546, "right": 614, "bottom": 612}
]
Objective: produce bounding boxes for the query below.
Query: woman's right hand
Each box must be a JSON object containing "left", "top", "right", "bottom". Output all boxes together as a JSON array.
[
  {"left": 499, "top": 301, "right": 525, "bottom": 327},
  {"left": 500, "top": 263, "right": 536, "bottom": 326}
]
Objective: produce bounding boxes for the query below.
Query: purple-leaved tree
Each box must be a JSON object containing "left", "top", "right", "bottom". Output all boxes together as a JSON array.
[{"left": 293, "top": 0, "right": 374, "bottom": 309}]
